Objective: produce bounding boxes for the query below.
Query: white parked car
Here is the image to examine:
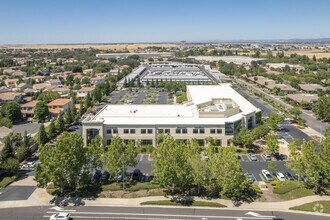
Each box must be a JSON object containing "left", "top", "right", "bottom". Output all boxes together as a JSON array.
[
  {"left": 261, "top": 169, "right": 273, "bottom": 181},
  {"left": 27, "top": 162, "right": 35, "bottom": 168},
  {"left": 276, "top": 172, "right": 286, "bottom": 181},
  {"left": 49, "top": 212, "right": 71, "bottom": 220}
]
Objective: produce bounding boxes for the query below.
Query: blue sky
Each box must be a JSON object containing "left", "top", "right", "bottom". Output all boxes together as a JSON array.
[{"left": 0, "top": 0, "right": 329, "bottom": 44}]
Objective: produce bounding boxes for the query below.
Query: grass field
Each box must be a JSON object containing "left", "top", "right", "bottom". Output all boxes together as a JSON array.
[
  {"left": 290, "top": 201, "right": 330, "bottom": 214},
  {"left": 272, "top": 181, "right": 314, "bottom": 200},
  {"left": 141, "top": 200, "right": 227, "bottom": 208},
  {"left": 102, "top": 182, "right": 160, "bottom": 192}
]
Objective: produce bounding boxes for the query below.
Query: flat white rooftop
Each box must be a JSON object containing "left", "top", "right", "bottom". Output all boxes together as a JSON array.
[{"left": 84, "top": 84, "right": 260, "bottom": 126}]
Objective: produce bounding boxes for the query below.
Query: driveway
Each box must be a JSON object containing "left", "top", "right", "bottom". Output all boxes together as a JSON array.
[
  {"left": 0, "top": 175, "right": 36, "bottom": 201},
  {"left": 12, "top": 122, "right": 42, "bottom": 136}
]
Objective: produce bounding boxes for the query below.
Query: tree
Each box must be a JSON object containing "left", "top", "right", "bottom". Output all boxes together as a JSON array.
[
  {"left": 313, "top": 95, "right": 330, "bottom": 121},
  {"left": 38, "top": 123, "right": 47, "bottom": 145},
  {"left": 1, "top": 157, "right": 20, "bottom": 174},
  {"left": 267, "top": 111, "right": 283, "bottom": 130},
  {"left": 266, "top": 134, "right": 279, "bottom": 156},
  {"left": 56, "top": 113, "right": 65, "bottom": 132},
  {"left": 233, "top": 128, "right": 254, "bottom": 147},
  {"left": 1, "top": 102, "right": 22, "bottom": 123},
  {"left": 105, "top": 136, "right": 137, "bottom": 190},
  {"left": 47, "top": 120, "right": 57, "bottom": 139},
  {"left": 152, "top": 134, "right": 193, "bottom": 196},
  {"left": 64, "top": 108, "right": 73, "bottom": 125},
  {"left": 268, "top": 161, "right": 277, "bottom": 175},
  {"left": 34, "top": 101, "right": 49, "bottom": 122},
  {"left": 0, "top": 136, "right": 12, "bottom": 163},
  {"left": 87, "top": 136, "right": 104, "bottom": 170},
  {"left": 289, "top": 107, "right": 302, "bottom": 120},
  {"left": 37, "top": 91, "right": 60, "bottom": 103},
  {"left": 84, "top": 92, "right": 92, "bottom": 109},
  {"left": 0, "top": 117, "right": 12, "bottom": 128},
  {"left": 35, "top": 133, "right": 88, "bottom": 194},
  {"left": 251, "top": 124, "right": 270, "bottom": 139}
]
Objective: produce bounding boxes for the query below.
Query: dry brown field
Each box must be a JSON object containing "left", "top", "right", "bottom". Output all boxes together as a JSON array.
[
  {"left": 0, "top": 43, "right": 180, "bottom": 51},
  {"left": 239, "top": 50, "right": 330, "bottom": 59}
]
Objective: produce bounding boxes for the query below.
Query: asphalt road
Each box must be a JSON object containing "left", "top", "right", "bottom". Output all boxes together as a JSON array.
[
  {"left": 0, "top": 206, "right": 328, "bottom": 220},
  {"left": 12, "top": 122, "right": 42, "bottom": 136},
  {"left": 128, "top": 154, "right": 153, "bottom": 175},
  {"left": 157, "top": 91, "right": 167, "bottom": 104},
  {"left": 0, "top": 185, "right": 36, "bottom": 201}
]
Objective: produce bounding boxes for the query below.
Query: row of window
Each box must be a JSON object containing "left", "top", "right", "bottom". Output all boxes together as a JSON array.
[{"left": 107, "top": 127, "right": 223, "bottom": 135}]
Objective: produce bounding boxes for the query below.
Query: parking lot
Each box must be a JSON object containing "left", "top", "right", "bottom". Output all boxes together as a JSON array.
[{"left": 239, "top": 154, "right": 295, "bottom": 182}]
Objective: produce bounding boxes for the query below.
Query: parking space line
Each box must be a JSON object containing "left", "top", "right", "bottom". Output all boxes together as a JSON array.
[
  {"left": 240, "top": 155, "right": 244, "bottom": 162},
  {"left": 246, "top": 155, "right": 252, "bottom": 162},
  {"left": 259, "top": 155, "right": 266, "bottom": 162}
]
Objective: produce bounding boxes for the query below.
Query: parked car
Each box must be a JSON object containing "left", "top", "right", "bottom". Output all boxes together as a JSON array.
[
  {"left": 285, "top": 171, "right": 294, "bottom": 181},
  {"left": 247, "top": 173, "right": 256, "bottom": 182},
  {"left": 249, "top": 154, "right": 258, "bottom": 161},
  {"left": 49, "top": 212, "right": 71, "bottom": 220},
  {"left": 276, "top": 172, "right": 286, "bottom": 181},
  {"left": 132, "top": 169, "right": 143, "bottom": 181},
  {"left": 91, "top": 170, "right": 102, "bottom": 182},
  {"left": 66, "top": 126, "right": 76, "bottom": 132},
  {"left": 100, "top": 171, "right": 110, "bottom": 182},
  {"left": 261, "top": 169, "right": 272, "bottom": 181},
  {"left": 262, "top": 153, "right": 271, "bottom": 161},
  {"left": 27, "top": 162, "right": 35, "bottom": 169}
]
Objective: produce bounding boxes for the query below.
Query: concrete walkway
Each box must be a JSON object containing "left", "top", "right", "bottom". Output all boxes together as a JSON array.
[{"left": 1, "top": 185, "right": 330, "bottom": 212}]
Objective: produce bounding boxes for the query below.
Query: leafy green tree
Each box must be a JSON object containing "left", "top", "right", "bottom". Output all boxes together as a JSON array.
[
  {"left": 187, "top": 140, "right": 210, "bottom": 194},
  {"left": 233, "top": 128, "right": 254, "bottom": 147},
  {"left": 251, "top": 123, "right": 270, "bottom": 139},
  {"left": 267, "top": 111, "right": 283, "bottom": 130},
  {"left": 106, "top": 136, "right": 137, "bottom": 189},
  {"left": 87, "top": 136, "right": 104, "bottom": 170},
  {"left": 313, "top": 95, "right": 330, "bottom": 121},
  {"left": 84, "top": 92, "right": 92, "bottom": 109},
  {"left": 34, "top": 101, "right": 49, "bottom": 122},
  {"left": 47, "top": 120, "right": 57, "bottom": 139},
  {"left": 64, "top": 108, "right": 73, "bottom": 125},
  {"left": 0, "top": 136, "right": 12, "bottom": 163},
  {"left": 38, "top": 123, "right": 47, "bottom": 145},
  {"left": 1, "top": 102, "right": 22, "bottom": 123},
  {"left": 35, "top": 133, "right": 88, "bottom": 194},
  {"left": 268, "top": 161, "right": 276, "bottom": 175},
  {"left": 266, "top": 134, "right": 279, "bottom": 156},
  {"left": 153, "top": 134, "right": 193, "bottom": 196},
  {"left": 56, "top": 113, "right": 65, "bottom": 132},
  {"left": 1, "top": 157, "right": 20, "bottom": 174},
  {"left": 0, "top": 117, "right": 12, "bottom": 128},
  {"left": 37, "top": 91, "right": 60, "bottom": 103},
  {"left": 15, "top": 144, "right": 30, "bottom": 162},
  {"left": 289, "top": 107, "right": 302, "bottom": 120}
]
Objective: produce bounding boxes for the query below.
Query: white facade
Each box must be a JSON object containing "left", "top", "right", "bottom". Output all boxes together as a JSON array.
[{"left": 82, "top": 84, "right": 261, "bottom": 146}]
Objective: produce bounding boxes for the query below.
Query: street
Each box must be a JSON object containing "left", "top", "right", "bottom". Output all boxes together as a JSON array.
[{"left": 0, "top": 206, "right": 329, "bottom": 220}]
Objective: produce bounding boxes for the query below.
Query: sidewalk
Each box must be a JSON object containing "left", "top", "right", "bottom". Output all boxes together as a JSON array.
[{"left": 1, "top": 184, "right": 330, "bottom": 212}]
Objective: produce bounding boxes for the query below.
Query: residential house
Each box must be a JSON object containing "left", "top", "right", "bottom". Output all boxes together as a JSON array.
[
  {"left": 5, "top": 78, "right": 20, "bottom": 88},
  {"left": 77, "top": 87, "right": 95, "bottom": 98},
  {"left": 15, "top": 83, "right": 32, "bottom": 91},
  {"left": 90, "top": 76, "right": 105, "bottom": 86},
  {"left": 12, "top": 70, "right": 27, "bottom": 77},
  {"left": 0, "top": 92, "right": 24, "bottom": 103},
  {"left": 53, "top": 87, "right": 70, "bottom": 97},
  {"left": 33, "top": 83, "right": 49, "bottom": 92},
  {"left": 299, "top": 84, "right": 327, "bottom": 94},
  {"left": 31, "top": 75, "right": 47, "bottom": 83},
  {"left": 47, "top": 98, "right": 73, "bottom": 116},
  {"left": 286, "top": 93, "right": 318, "bottom": 104},
  {"left": 48, "top": 79, "right": 63, "bottom": 87},
  {"left": 265, "top": 83, "right": 297, "bottom": 94},
  {"left": 20, "top": 100, "right": 39, "bottom": 118}
]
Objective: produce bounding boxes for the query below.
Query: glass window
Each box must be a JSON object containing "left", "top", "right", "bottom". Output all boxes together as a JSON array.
[
  {"left": 106, "top": 139, "right": 111, "bottom": 145},
  {"left": 141, "top": 129, "right": 146, "bottom": 134},
  {"left": 158, "top": 129, "right": 164, "bottom": 134},
  {"left": 124, "top": 129, "right": 129, "bottom": 134},
  {"left": 199, "top": 128, "right": 205, "bottom": 134},
  {"left": 165, "top": 129, "right": 170, "bottom": 134},
  {"left": 87, "top": 128, "right": 99, "bottom": 144},
  {"left": 130, "top": 129, "right": 135, "bottom": 134},
  {"left": 106, "top": 129, "right": 111, "bottom": 134},
  {"left": 141, "top": 139, "right": 153, "bottom": 145},
  {"left": 197, "top": 139, "right": 204, "bottom": 146},
  {"left": 147, "top": 129, "right": 153, "bottom": 134},
  {"left": 210, "top": 129, "right": 216, "bottom": 134},
  {"left": 113, "top": 128, "right": 118, "bottom": 134},
  {"left": 193, "top": 128, "right": 198, "bottom": 134},
  {"left": 175, "top": 128, "right": 181, "bottom": 134},
  {"left": 225, "top": 122, "right": 234, "bottom": 135},
  {"left": 182, "top": 128, "right": 187, "bottom": 134},
  {"left": 217, "top": 129, "right": 222, "bottom": 134},
  {"left": 215, "top": 139, "right": 222, "bottom": 146}
]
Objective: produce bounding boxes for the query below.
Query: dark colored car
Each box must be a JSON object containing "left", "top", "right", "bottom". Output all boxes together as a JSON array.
[
  {"left": 132, "top": 169, "right": 143, "bottom": 181},
  {"left": 285, "top": 171, "right": 294, "bottom": 180},
  {"left": 91, "top": 170, "right": 102, "bottom": 182},
  {"left": 66, "top": 127, "right": 76, "bottom": 132},
  {"left": 100, "top": 171, "right": 110, "bottom": 182}
]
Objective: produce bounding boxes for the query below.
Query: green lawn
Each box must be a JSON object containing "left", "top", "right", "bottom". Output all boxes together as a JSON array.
[
  {"left": 272, "top": 181, "right": 314, "bottom": 200},
  {"left": 102, "top": 182, "right": 160, "bottom": 192},
  {"left": 141, "top": 200, "right": 227, "bottom": 208},
  {"left": 0, "top": 175, "right": 18, "bottom": 188},
  {"left": 290, "top": 201, "right": 330, "bottom": 214}
]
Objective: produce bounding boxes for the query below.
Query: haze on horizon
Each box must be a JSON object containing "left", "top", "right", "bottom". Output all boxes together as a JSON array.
[{"left": 0, "top": 0, "right": 329, "bottom": 44}]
